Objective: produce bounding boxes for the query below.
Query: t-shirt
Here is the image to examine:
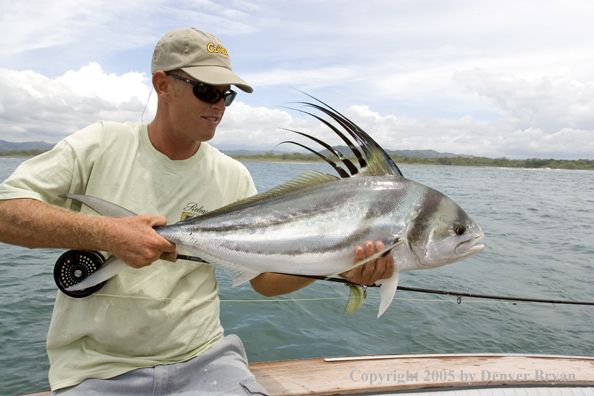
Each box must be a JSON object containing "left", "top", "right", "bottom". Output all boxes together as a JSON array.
[{"left": 0, "top": 121, "right": 257, "bottom": 391}]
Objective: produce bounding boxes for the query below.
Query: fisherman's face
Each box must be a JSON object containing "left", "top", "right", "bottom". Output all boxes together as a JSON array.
[{"left": 169, "top": 73, "right": 230, "bottom": 142}]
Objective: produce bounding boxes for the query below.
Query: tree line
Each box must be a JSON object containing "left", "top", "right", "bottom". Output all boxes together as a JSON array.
[
  {"left": 232, "top": 152, "right": 594, "bottom": 170},
  {"left": 0, "top": 149, "right": 49, "bottom": 157},
  {"left": 391, "top": 155, "right": 594, "bottom": 170}
]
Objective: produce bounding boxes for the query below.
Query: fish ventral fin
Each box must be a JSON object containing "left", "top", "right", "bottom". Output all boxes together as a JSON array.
[
  {"left": 375, "top": 270, "right": 400, "bottom": 318},
  {"left": 198, "top": 170, "right": 339, "bottom": 218}
]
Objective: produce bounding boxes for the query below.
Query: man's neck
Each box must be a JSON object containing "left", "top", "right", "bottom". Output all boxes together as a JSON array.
[{"left": 147, "top": 119, "right": 201, "bottom": 161}]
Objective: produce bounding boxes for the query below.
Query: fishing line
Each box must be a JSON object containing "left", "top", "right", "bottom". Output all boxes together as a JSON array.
[
  {"left": 140, "top": 88, "right": 153, "bottom": 123},
  {"left": 89, "top": 291, "right": 592, "bottom": 308},
  {"left": 91, "top": 293, "right": 358, "bottom": 303}
]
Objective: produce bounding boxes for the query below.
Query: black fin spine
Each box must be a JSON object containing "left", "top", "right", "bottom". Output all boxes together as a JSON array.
[
  {"left": 282, "top": 128, "right": 360, "bottom": 176},
  {"left": 303, "top": 104, "right": 374, "bottom": 169},
  {"left": 298, "top": 106, "right": 368, "bottom": 170},
  {"left": 315, "top": 103, "right": 403, "bottom": 177},
  {"left": 284, "top": 106, "right": 367, "bottom": 171},
  {"left": 298, "top": 98, "right": 404, "bottom": 177},
  {"left": 277, "top": 141, "right": 351, "bottom": 178}
]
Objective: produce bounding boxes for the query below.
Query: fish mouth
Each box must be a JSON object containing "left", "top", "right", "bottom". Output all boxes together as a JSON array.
[{"left": 455, "top": 234, "right": 485, "bottom": 258}]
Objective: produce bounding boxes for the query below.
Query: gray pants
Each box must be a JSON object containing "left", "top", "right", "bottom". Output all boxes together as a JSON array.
[{"left": 52, "top": 335, "right": 269, "bottom": 396}]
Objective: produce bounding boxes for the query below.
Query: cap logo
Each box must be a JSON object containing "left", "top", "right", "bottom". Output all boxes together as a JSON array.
[{"left": 207, "top": 43, "right": 229, "bottom": 56}]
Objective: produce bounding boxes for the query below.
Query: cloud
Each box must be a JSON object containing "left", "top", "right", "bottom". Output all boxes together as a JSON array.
[
  {"left": 340, "top": 104, "right": 594, "bottom": 160},
  {"left": 1, "top": 63, "right": 593, "bottom": 160},
  {"left": 454, "top": 69, "right": 594, "bottom": 132},
  {"left": 212, "top": 102, "right": 320, "bottom": 149},
  {"left": 0, "top": 64, "right": 154, "bottom": 141}
]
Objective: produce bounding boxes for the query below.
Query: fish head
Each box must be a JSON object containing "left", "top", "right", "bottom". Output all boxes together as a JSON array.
[{"left": 406, "top": 188, "right": 484, "bottom": 269}]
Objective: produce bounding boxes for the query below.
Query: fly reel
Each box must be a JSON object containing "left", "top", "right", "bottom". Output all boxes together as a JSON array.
[{"left": 54, "top": 250, "right": 106, "bottom": 298}]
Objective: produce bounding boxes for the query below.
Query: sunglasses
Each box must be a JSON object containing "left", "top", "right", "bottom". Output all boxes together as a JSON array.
[{"left": 166, "top": 73, "right": 237, "bottom": 106}]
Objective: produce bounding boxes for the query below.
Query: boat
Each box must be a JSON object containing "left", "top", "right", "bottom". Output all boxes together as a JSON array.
[{"left": 17, "top": 353, "right": 594, "bottom": 396}]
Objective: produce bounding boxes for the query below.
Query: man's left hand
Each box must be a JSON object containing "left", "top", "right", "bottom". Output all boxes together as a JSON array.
[{"left": 340, "top": 241, "right": 394, "bottom": 286}]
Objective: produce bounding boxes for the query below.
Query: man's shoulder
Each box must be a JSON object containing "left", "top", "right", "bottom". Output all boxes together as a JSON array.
[
  {"left": 201, "top": 144, "right": 256, "bottom": 199},
  {"left": 203, "top": 144, "right": 254, "bottom": 182},
  {"left": 204, "top": 144, "right": 246, "bottom": 169},
  {"left": 63, "top": 121, "right": 143, "bottom": 152},
  {"left": 68, "top": 121, "right": 142, "bottom": 140}
]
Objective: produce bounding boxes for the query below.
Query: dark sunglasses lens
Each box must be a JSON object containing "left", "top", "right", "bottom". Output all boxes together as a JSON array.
[
  {"left": 224, "top": 90, "right": 237, "bottom": 106},
  {"left": 193, "top": 84, "right": 235, "bottom": 107},
  {"left": 192, "top": 85, "right": 219, "bottom": 104}
]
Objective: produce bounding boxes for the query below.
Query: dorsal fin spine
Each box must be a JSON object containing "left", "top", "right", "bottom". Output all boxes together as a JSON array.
[
  {"left": 294, "top": 95, "right": 404, "bottom": 178},
  {"left": 276, "top": 140, "right": 350, "bottom": 178},
  {"left": 281, "top": 128, "right": 359, "bottom": 177}
]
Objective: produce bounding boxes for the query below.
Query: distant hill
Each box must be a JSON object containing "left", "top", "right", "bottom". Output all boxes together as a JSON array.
[
  {"left": 0, "top": 140, "right": 469, "bottom": 159},
  {"left": 320, "top": 145, "right": 469, "bottom": 159},
  {"left": 0, "top": 140, "right": 54, "bottom": 152},
  {"left": 221, "top": 145, "right": 470, "bottom": 159},
  {"left": 387, "top": 149, "right": 467, "bottom": 158},
  {"left": 220, "top": 149, "right": 279, "bottom": 156}
]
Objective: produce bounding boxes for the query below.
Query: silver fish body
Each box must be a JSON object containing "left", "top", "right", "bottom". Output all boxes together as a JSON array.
[
  {"left": 160, "top": 176, "right": 426, "bottom": 276},
  {"left": 155, "top": 173, "right": 484, "bottom": 316}
]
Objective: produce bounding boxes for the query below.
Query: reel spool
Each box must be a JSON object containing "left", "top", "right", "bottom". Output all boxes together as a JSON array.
[{"left": 54, "top": 250, "right": 107, "bottom": 298}]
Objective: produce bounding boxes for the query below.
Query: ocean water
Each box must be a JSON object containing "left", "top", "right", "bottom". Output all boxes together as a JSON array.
[{"left": 1, "top": 158, "right": 593, "bottom": 395}]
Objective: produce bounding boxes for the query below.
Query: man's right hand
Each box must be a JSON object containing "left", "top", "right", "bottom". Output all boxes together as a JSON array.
[
  {"left": 106, "top": 214, "right": 176, "bottom": 268},
  {"left": 0, "top": 198, "right": 176, "bottom": 269}
]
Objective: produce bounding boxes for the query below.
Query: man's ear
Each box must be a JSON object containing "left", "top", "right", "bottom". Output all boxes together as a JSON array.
[{"left": 153, "top": 71, "right": 172, "bottom": 102}]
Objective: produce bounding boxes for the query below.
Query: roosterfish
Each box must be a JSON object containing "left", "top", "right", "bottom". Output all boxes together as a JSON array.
[{"left": 62, "top": 98, "right": 484, "bottom": 317}]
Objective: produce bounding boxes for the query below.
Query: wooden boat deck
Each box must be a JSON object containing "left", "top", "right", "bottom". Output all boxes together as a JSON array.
[{"left": 18, "top": 354, "right": 594, "bottom": 396}]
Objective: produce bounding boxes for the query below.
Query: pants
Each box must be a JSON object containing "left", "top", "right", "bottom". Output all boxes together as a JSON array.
[{"left": 52, "top": 335, "right": 269, "bottom": 396}]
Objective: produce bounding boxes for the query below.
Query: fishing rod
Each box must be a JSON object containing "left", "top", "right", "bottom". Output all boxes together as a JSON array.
[
  {"left": 292, "top": 274, "right": 594, "bottom": 306},
  {"left": 54, "top": 250, "right": 593, "bottom": 306}
]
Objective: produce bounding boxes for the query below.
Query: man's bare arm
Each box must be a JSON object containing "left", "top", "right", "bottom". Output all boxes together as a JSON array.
[{"left": 0, "top": 198, "right": 176, "bottom": 268}]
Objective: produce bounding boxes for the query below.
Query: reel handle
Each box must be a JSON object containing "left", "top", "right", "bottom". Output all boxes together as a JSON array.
[{"left": 54, "top": 250, "right": 107, "bottom": 298}]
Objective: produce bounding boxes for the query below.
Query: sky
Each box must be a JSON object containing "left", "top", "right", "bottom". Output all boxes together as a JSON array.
[{"left": 1, "top": 0, "right": 593, "bottom": 159}]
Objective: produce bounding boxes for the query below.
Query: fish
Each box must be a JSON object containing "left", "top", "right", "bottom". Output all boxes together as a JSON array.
[{"left": 61, "top": 97, "right": 485, "bottom": 317}]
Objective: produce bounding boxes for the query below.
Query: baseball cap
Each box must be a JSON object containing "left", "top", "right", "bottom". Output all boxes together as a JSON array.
[{"left": 151, "top": 28, "right": 253, "bottom": 93}]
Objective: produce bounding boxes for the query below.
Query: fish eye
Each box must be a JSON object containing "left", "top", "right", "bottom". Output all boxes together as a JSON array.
[{"left": 455, "top": 225, "right": 467, "bottom": 235}]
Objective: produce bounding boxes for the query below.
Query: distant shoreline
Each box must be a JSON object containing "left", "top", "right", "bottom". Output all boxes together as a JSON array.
[
  {"left": 2, "top": 150, "right": 592, "bottom": 170},
  {"left": 235, "top": 158, "right": 594, "bottom": 170},
  {"left": 0, "top": 149, "right": 49, "bottom": 158},
  {"left": 231, "top": 154, "right": 594, "bottom": 171}
]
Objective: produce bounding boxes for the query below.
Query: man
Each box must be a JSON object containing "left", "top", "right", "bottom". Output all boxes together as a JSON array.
[{"left": 0, "top": 28, "right": 393, "bottom": 394}]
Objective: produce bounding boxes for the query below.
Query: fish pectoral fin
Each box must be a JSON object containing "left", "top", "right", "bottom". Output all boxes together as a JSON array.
[
  {"left": 60, "top": 194, "right": 138, "bottom": 218},
  {"left": 375, "top": 270, "right": 400, "bottom": 318},
  {"left": 327, "top": 238, "right": 403, "bottom": 279}
]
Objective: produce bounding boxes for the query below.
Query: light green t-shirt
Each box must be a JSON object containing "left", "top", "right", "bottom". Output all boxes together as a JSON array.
[{"left": 0, "top": 121, "right": 257, "bottom": 391}]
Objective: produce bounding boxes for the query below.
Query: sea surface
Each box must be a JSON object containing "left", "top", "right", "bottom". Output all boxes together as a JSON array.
[{"left": 1, "top": 158, "right": 593, "bottom": 396}]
